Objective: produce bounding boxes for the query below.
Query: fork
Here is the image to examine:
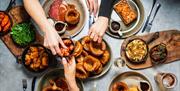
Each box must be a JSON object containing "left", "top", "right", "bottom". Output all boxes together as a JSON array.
[{"left": 22, "top": 79, "right": 27, "bottom": 91}]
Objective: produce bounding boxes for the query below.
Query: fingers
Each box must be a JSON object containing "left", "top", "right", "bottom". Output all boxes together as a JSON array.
[
  {"left": 98, "top": 37, "right": 102, "bottom": 43},
  {"left": 93, "top": 0, "right": 98, "bottom": 16},
  {"left": 59, "top": 38, "right": 67, "bottom": 48},
  {"left": 54, "top": 45, "right": 62, "bottom": 56},
  {"left": 62, "top": 57, "right": 68, "bottom": 69},
  {"left": 50, "top": 45, "right": 56, "bottom": 55},
  {"left": 89, "top": 0, "right": 93, "bottom": 14},
  {"left": 93, "top": 34, "right": 98, "bottom": 42},
  {"left": 86, "top": 0, "right": 90, "bottom": 10}
]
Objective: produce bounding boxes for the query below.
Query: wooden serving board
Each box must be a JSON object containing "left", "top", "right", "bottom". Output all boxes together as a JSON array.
[
  {"left": 121, "top": 30, "right": 180, "bottom": 69},
  {"left": 0, "top": 6, "right": 44, "bottom": 58}
]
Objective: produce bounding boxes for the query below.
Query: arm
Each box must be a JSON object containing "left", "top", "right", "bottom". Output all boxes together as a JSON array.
[
  {"left": 23, "top": 0, "right": 66, "bottom": 55},
  {"left": 89, "top": 0, "right": 116, "bottom": 43},
  {"left": 62, "top": 57, "right": 79, "bottom": 91}
]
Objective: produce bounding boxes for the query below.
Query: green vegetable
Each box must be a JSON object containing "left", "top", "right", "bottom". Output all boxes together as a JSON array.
[{"left": 11, "top": 22, "right": 35, "bottom": 46}]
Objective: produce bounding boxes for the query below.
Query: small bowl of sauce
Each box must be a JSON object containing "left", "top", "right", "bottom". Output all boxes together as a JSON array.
[
  {"left": 109, "top": 20, "right": 121, "bottom": 33},
  {"left": 54, "top": 21, "right": 67, "bottom": 35}
]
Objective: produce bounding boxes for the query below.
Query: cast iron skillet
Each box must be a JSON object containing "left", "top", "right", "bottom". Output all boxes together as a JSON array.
[
  {"left": 0, "top": 0, "right": 15, "bottom": 36},
  {"left": 125, "top": 32, "right": 159, "bottom": 64},
  {"left": 21, "top": 43, "right": 57, "bottom": 76}
]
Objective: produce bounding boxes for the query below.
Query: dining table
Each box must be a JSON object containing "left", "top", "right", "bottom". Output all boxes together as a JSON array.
[{"left": 0, "top": 0, "right": 180, "bottom": 91}]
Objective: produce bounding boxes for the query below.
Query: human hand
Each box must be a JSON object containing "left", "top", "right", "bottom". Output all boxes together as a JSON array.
[
  {"left": 43, "top": 24, "right": 67, "bottom": 55},
  {"left": 87, "top": 0, "right": 98, "bottom": 16},
  {"left": 88, "top": 16, "right": 109, "bottom": 43},
  {"left": 62, "top": 57, "right": 79, "bottom": 91}
]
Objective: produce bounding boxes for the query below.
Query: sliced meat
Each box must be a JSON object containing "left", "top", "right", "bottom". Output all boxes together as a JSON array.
[
  {"left": 49, "top": 0, "right": 62, "bottom": 21},
  {"left": 48, "top": 0, "right": 68, "bottom": 21}
]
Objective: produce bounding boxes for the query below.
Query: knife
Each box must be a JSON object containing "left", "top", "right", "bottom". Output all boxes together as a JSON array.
[
  {"left": 31, "top": 76, "right": 37, "bottom": 91},
  {"left": 143, "top": 3, "right": 161, "bottom": 33},
  {"left": 141, "top": 0, "right": 157, "bottom": 33}
]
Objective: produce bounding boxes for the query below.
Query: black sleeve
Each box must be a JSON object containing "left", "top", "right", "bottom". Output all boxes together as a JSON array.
[{"left": 98, "top": 0, "right": 116, "bottom": 18}]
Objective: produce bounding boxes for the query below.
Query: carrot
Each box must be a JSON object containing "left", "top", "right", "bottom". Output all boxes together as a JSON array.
[
  {"left": 3, "top": 21, "right": 10, "bottom": 32},
  {"left": 1, "top": 15, "right": 9, "bottom": 27}
]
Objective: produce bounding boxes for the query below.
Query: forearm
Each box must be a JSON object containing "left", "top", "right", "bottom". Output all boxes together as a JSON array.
[
  {"left": 98, "top": 0, "right": 116, "bottom": 18},
  {"left": 23, "top": 0, "right": 51, "bottom": 34},
  {"left": 66, "top": 77, "right": 79, "bottom": 91}
]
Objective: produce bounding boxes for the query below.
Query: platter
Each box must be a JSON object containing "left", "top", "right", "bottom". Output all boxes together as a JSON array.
[
  {"left": 106, "top": 0, "right": 145, "bottom": 39},
  {"left": 109, "top": 71, "right": 152, "bottom": 91},
  {"left": 37, "top": 68, "right": 84, "bottom": 91},
  {"left": 42, "top": 0, "right": 87, "bottom": 38},
  {"left": 121, "top": 30, "right": 180, "bottom": 69},
  {"left": 76, "top": 36, "right": 113, "bottom": 79}
]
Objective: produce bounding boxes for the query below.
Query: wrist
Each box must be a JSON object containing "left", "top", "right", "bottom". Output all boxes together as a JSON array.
[{"left": 98, "top": 16, "right": 109, "bottom": 22}]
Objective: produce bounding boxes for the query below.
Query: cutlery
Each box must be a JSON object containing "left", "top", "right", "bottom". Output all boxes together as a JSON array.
[
  {"left": 31, "top": 76, "right": 37, "bottom": 91},
  {"left": 22, "top": 79, "right": 27, "bottom": 91},
  {"left": 89, "top": 14, "right": 95, "bottom": 28},
  {"left": 141, "top": 0, "right": 157, "bottom": 33},
  {"left": 143, "top": 3, "right": 161, "bottom": 33}
]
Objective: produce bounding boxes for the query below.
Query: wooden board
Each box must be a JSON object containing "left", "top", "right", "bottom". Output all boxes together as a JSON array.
[
  {"left": 0, "top": 6, "right": 44, "bottom": 58},
  {"left": 0, "top": 31, "right": 44, "bottom": 57},
  {"left": 121, "top": 30, "right": 180, "bottom": 69}
]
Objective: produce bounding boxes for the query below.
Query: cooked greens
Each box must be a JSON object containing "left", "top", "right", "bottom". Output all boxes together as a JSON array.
[{"left": 11, "top": 22, "right": 35, "bottom": 46}]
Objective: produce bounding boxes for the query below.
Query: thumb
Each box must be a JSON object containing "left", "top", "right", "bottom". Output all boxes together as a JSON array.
[{"left": 62, "top": 58, "right": 68, "bottom": 69}]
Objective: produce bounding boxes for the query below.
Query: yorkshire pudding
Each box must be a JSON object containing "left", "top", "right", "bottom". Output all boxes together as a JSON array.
[
  {"left": 73, "top": 41, "right": 83, "bottom": 57},
  {"left": 76, "top": 63, "right": 89, "bottom": 79},
  {"left": 83, "top": 55, "right": 100, "bottom": 72},
  {"left": 81, "top": 36, "right": 91, "bottom": 51},
  {"left": 54, "top": 78, "right": 69, "bottom": 90},
  {"left": 99, "top": 50, "right": 110, "bottom": 65},
  {"left": 65, "top": 9, "right": 80, "bottom": 25},
  {"left": 42, "top": 83, "right": 63, "bottom": 91},
  {"left": 112, "top": 82, "right": 128, "bottom": 91},
  {"left": 76, "top": 50, "right": 88, "bottom": 63},
  {"left": 92, "top": 61, "right": 103, "bottom": 75},
  {"left": 89, "top": 41, "right": 106, "bottom": 56},
  {"left": 125, "top": 39, "right": 148, "bottom": 63}
]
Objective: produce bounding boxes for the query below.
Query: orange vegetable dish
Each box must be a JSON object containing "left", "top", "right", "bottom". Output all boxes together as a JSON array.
[{"left": 0, "top": 12, "right": 11, "bottom": 33}]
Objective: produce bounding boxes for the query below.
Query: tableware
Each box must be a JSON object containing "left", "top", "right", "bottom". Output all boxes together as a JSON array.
[
  {"left": 121, "top": 30, "right": 180, "bottom": 69},
  {"left": 54, "top": 21, "right": 67, "bottom": 35},
  {"left": 155, "top": 72, "right": 177, "bottom": 89},
  {"left": 142, "top": 3, "right": 161, "bottom": 33},
  {"left": 0, "top": 0, "right": 14, "bottom": 36},
  {"left": 0, "top": 11, "right": 12, "bottom": 36},
  {"left": 109, "top": 71, "right": 152, "bottom": 91},
  {"left": 22, "top": 79, "right": 27, "bottom": 91},
  {"left": 42, "top": 0, "right": 87, "bottom": 38},
  {"left": 21, "top": 44, "right": 56, "bottom": 76},
  {"left": 78, "top": 37, "right": 112, "bottom": 79},
  {"left": 31, "top": 76, "right": 37, "bottom": 91},
  {"left": 106, "top": 0, "right": 144, "bottom": 39},
  {"left": 37, "top": 68, "right": 84, "bottom": 91},
  {"left": 141, "top": 0, "right": 157, "bottom": 33},
  {"left": 109, "top": 20, "right": 122, "bottom": 34},
  {"left": 114, "top": 57, "right": 126, "bottom": 68},
  {"left": 125, "top": 32, "right": 159, "bottom": 64}
]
